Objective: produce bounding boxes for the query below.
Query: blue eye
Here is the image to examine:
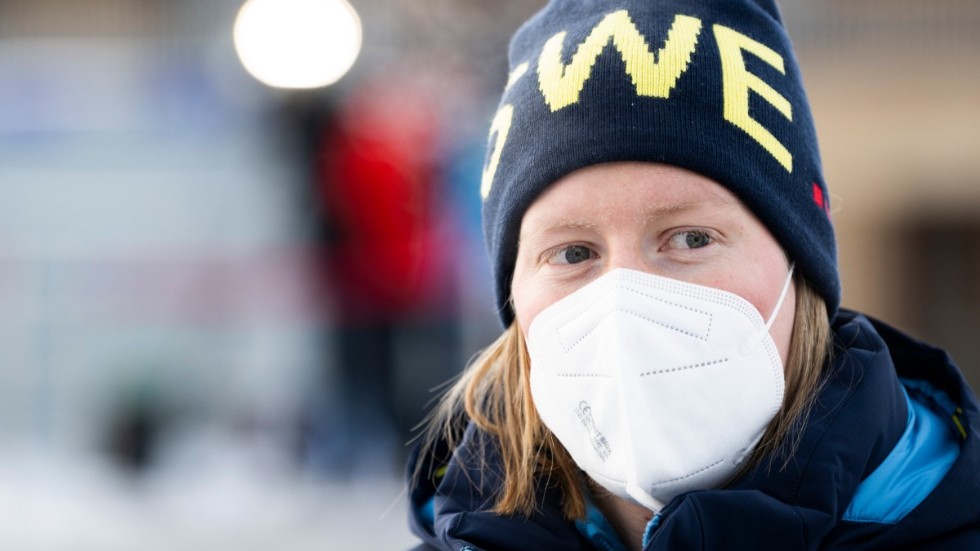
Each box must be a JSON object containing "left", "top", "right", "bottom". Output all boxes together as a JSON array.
[
  {"left": 668, "top": 230, "right": 713, "bottom": 250},
  {"left": 552, "top": 244, "right": 594, "bottom": 264}
]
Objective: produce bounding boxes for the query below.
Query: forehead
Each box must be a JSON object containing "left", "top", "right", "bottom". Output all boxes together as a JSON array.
[{"left": 520, "top": 162, "right": 743, "bottom": 232}]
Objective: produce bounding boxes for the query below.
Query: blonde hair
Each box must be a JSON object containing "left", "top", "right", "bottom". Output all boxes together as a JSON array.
[{"left": 415, "top": 272, "right": 830, "bottom": 520}]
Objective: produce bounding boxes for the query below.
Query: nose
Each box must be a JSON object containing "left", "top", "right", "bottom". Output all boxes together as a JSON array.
[{"left": 603, "top": 240, "right": 655, "bottom": 276}]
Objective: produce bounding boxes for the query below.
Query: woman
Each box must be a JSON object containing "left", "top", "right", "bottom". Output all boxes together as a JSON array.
[{"left": 408, "top": 1, "right": 980, "bottom": 549}]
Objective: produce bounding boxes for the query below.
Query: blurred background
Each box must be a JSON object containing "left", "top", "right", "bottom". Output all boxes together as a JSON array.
[{"left": 0, "top": 1, "right": 977, "bottom": 549}]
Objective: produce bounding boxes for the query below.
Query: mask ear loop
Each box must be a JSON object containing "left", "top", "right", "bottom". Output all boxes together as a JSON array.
[
  {"left": 764, "top": 262, "right": 796, "bottom": 333},
  {"left": 738, "top": 263, "right": 795, "bottom": 356}
]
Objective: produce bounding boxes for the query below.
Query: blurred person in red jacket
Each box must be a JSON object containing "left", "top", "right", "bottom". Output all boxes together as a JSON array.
[{"left": 307, "top": 77, "right": 460, "bottom": 477}]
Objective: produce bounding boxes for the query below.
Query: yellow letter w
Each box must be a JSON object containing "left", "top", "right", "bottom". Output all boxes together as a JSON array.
[{"left": 537, "top": 11, "right": 702, "bottom": 112}]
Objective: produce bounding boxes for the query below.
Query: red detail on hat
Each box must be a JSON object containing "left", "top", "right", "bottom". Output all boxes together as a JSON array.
[{"left": 812, "top": 183, "right": 830, "bottom": 216}]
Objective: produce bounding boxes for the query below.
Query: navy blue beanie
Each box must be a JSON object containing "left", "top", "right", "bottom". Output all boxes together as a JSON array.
[{"left": 481, "top": 0, "right": 839, "bottom": 326}]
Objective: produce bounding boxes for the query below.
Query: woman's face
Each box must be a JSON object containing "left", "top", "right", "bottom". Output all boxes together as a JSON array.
[{"left": 512, "top": 162, "right": 795, "bottom": 364}]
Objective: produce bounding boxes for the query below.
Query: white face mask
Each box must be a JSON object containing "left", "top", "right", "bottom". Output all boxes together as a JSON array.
[{"left": 527, "top": 265, "right": 794, "bottom": 511}]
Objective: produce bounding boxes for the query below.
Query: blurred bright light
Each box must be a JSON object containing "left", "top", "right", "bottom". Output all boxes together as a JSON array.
[{"left": 233, "top": 0, "right": 362, "bottom": 89}]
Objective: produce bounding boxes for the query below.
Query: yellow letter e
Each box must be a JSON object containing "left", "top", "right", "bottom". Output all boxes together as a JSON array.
[{"left": 713, "top": 24, "right": 793, "bottom": 173}]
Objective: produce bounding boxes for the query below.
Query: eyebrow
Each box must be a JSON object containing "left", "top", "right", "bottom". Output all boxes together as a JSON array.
[
  {"left": 638, "top": 197, "right": 738, "bottom": 222},
  {"left": 519, "top": 220, "right": 600, "bottom": 244},
  {"left": 522, "top": 196, "right": 738, "bottom": 238}
]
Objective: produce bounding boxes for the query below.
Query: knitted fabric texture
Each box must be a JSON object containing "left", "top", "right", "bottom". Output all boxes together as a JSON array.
[{"left": 481, "top": 0, "right": 838, "bottom": 325}]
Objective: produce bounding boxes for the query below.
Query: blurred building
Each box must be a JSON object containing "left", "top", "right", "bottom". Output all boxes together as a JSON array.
[
  {"left": 0, "top": 0, "right": 315, "bottom": 453},
  {"left": 782, "top": 0, "right": 980, "bottom": 389}
]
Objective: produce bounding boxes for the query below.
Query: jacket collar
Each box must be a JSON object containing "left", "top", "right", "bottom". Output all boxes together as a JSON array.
[{"left": 728, "top": 309, "right": 911, "bottom": 510}]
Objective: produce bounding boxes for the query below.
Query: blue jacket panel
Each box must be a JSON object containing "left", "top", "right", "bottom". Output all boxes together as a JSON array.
[{"left": 406, "top": 311, "right": 980, "bottom": 550}]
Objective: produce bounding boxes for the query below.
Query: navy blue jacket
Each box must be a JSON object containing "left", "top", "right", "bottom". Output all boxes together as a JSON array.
[{"left": 407, "top": 311, "right": 980, "bottom": 550}]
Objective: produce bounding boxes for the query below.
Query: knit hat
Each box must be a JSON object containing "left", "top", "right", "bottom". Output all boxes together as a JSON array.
[{"left": 480, "top": 0, "right": 838, "bottom": 326}]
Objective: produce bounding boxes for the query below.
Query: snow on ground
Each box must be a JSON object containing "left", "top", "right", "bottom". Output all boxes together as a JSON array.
[{"left": 0, "top": 436, "right": 417, "bottom": 551}]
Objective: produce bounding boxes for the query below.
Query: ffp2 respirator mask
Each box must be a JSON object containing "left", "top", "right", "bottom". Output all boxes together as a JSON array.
[{"left": 527, "top": 265, "right": 794, "bottom": 511}]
